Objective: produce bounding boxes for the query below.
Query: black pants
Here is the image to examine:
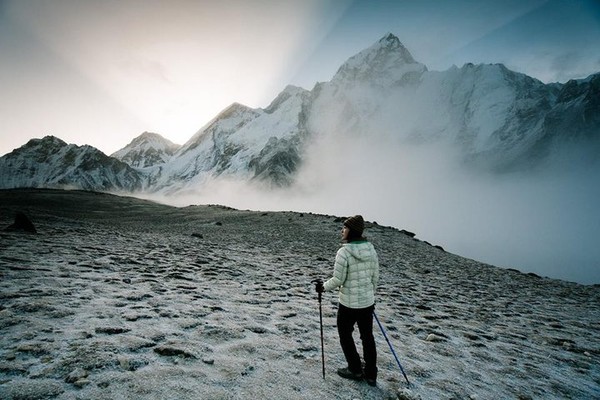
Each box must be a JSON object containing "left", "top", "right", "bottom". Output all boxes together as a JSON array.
[{"left": 337, "top": 303, "right": 377, "bottom": 380}]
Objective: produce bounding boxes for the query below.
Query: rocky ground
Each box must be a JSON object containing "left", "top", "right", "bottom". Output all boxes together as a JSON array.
[{"left": 0, "top": 189, "right": 598, "bottom": 399}]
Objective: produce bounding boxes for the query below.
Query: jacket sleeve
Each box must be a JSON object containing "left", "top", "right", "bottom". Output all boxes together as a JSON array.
[
  {"left": 323, "top": 248, "right": 348, "bottom": 291},
  {"left": 372, "top": 249, "right": 380, "bottom": 292}
]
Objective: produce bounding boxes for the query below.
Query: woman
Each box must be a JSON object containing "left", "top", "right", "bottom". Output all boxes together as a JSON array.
[{"left": 316, "top": 215, "right": 380, "bottom": 386}]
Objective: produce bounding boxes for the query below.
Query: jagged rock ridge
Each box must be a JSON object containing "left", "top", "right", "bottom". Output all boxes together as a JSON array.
[{"left": 0, "top": 136, "right": 143, "bottom": 191}]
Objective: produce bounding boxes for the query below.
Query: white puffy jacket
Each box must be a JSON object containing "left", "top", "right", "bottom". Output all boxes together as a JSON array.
[{"left": 323, "top": 241, "right": 379, "bottom": 309}]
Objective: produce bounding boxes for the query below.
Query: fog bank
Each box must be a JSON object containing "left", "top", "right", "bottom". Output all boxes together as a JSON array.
[{"left": 149, "top": 134, "right": 600, "bottom": 285}]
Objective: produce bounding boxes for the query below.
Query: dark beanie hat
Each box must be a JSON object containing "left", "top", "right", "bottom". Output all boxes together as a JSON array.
[{"left": 344, "top": 215, "right": 364, "bottom": 235}]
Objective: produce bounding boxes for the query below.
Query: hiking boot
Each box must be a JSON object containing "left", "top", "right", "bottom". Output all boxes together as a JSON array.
[
  {"left": 337, "top": 367, "right": 363, "bottom": 381},
  {"left": 366, "top": 378, "right": 377, "bottom": 387}
]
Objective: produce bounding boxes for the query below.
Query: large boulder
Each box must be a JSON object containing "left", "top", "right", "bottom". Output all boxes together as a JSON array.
[{"left": 4, "top": 212, "right": 37, "bottom": 233}]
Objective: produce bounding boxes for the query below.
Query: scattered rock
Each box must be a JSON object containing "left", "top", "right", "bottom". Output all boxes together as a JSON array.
[
  {"left": 397, "top": 388, "right": 422, "bottom": 400},
  {"left": 95, "top": 327, "right": 130, "bottom": 335},
  {"left": 241, "top": 365, "right": 255, "bottom": 376},
  {"left": 118, "top": 356, "right": 132, "bottom": 371},
  {"left": 41, "top": 356, "right": 53, "bottom": 364},
  {"left": 98, "top": 380, "right": 110, "bottom": 389},
  {"left": 123, "top": 314, "right": 141, "bottom": 321},
  {"left": 202, "top": 358, "right": 215, "bottom": 365},
  {"left": 16, "top": 343, "right": 50, "bottom": 356},
  {"left": 123, "top": 278, "right": 132, "bottom": 284},
  {"left": 126, "top": 293, "right": 153, "bottom": 301},
  {"left": 1, "top": 378, "right": 64, "bottom": 399},
  {"left": 0, "top": 361, "right": 28, "bottom": 375},
  {"left": 65, "top": 368, "right": 88, "bottom": 383},
  {"left": 247, "top": 326, "right": 268, "bottom": 334},
  {"left": 191, "top": 232, "right": 204, "bottom": 239},
  {"left": 73, "top": 378, "right": 91, "bottom": 388},
  {"left": 4, "top": 212, "right": 37, "bottom": 233},
  {"left": 154, "top": 345, "right": 196, "bottom": 359},
  {"left": 297, "top": 345, "right": 318, "bottom": 353},
  {"left": 426, "top": 333, "right": 444, "bottom": 342},
  {"left": 399, "top": 229, "right": 415, "bottom": 238},
  {"left": 118, "top": 355, "right": 147, "bottom": 371}
]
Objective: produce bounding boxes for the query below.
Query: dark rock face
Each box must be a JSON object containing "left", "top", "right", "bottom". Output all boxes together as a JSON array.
[
  {"left": 249, "top": 137, "right": 303, "bottom": 185},
  {"left": 0, "top": 136, "right": 145, "bottom": 192},
  {"left": 4, "top": 211, "right": 36, "bottom": 233}
]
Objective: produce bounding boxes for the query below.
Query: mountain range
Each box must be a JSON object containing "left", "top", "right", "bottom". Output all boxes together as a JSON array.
[{"left": 1, "top": 33, "right": 598, "bottom": 193}]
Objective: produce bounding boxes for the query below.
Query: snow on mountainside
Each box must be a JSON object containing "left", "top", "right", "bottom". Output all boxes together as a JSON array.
[
  {"left": 111, "top": 132, "right": 180, "bottom": 169},
  {"left": 408, "top": 63, "right": 559, "bottom": 169},
  {"left": 331, "top": 32, "right": 427, "bottom": 87},
  {"left": 0, "top": 136, "right": 143, "bottom": 191},
  {"left": 147, "top": 85, "right": 312, "bottom": 192},
  {"left": 545, "top": 73, "right": 600, "bottom": 144},
  {"left": 307, "top": 35, "right": 598, "bottom": 172},
  {"left": 1, "top": 33, "right": 599, "bottom": 192}
]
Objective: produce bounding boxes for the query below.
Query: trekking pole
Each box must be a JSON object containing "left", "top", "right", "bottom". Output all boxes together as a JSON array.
[
  {"left": 373, "top": 311, "right": 410, "bottom": 386},
  {"left": 311, "top": 279, "right": 326, "bottom": 379}
]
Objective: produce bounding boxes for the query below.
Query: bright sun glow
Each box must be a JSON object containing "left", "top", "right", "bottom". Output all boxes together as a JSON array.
[{"left": 3, "top": 0, "right": 348, "bottom": 153}]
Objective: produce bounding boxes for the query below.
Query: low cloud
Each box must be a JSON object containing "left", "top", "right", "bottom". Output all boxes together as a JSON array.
[{"left": 146, "top": 131, "right": 600, "bottom": 285}]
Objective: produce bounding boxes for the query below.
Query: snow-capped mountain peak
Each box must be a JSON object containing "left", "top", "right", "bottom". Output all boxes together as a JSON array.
[
  {"left": 264, "top": 85, "right": 308, "bottom": 114},
  {"left": 111, "top": 132, "right": 180, "bottom": 169},
  {"left": 121, "top": 132, "right": 179, "bottom": 152},
  {"left": 177, "top": 102, "right": 262, "bottom": 157},
  {"left": 331, "top": 32, "right": 427, "bottom": 86},
  {"left": 0, "top": 135, "right": 143, "bottom": 191}
]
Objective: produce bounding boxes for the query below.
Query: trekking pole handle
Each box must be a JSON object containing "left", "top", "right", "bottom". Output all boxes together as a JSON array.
[{"left": 311, "top": 279, "right": 324, "bottom": 302}]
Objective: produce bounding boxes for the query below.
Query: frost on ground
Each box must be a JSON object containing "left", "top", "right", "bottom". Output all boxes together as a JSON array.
[{"left": 0, "top": 189, "right": 598, "bottom": 400}]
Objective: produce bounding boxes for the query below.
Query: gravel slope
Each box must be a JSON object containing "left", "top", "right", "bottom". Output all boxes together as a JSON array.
[{"left": 1, "top": 189, "right": 598, "bottom": 399}]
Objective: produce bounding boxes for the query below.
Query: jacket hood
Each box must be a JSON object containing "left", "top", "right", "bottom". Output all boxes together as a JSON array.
[{"left": 343, "top": 241, "right": 376, "bottom": 261}]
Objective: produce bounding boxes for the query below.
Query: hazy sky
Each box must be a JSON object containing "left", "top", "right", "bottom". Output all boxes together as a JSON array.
[{"left": 1, "top": 0, "right": 599, "bottom": 157}]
